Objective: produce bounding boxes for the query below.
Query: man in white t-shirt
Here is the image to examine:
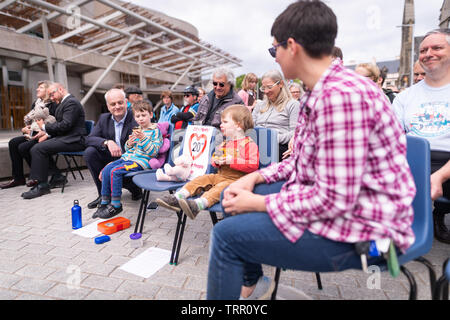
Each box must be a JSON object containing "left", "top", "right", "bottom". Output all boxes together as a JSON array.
[{"left": 393, "top": 28, "right": 450, "bottom": 244}]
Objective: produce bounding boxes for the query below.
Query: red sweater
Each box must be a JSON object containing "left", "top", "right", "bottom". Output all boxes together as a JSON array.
[{"left": 211, "top": 136, "right": 259, "bottom": 173}]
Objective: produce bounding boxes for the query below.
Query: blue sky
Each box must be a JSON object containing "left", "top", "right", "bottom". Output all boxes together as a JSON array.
[{"left": 131, "top": 0, "right": 444, "bottom": 78}]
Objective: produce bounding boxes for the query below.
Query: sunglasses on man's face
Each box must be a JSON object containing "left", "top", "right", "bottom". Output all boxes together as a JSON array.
[
  {"left": 184, "top": 93, "right": 192, "bottom": 97},
  {"left": 213, "top": 81, "right": 226, "bottom": 88},
  {"left": 268, "top": 41, "right": 287, "bottom": 58}
]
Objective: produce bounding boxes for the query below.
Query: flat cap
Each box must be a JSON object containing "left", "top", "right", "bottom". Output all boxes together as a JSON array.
[{"left": 125, "top": 86, "right": 143, "bottom": 96}]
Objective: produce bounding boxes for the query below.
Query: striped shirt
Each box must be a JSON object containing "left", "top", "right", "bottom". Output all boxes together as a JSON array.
[
  {"left": 122, "top": 124, "right": 163, "bottom": 169},
  {"left": 259, "top": 59, "right": 416, "bottom": 252}
]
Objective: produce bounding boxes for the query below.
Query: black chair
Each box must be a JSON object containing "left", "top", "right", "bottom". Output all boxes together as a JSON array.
[
  {"left": 56, "top": 120, "right": 94, "bottom": 193},
  {"left": 271, "top": 135, "right": 436, "bottom": 300},
  {"left": 433, "top": 258, "right": 449, "bottom": 300}
]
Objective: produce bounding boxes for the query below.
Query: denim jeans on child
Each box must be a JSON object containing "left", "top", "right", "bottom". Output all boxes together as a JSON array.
[
  {"left": 101, "top": 159, "right": 142, "bottom": 201},
  {"left": 207, "top": 181, "right": 385, "bottom": 300}
]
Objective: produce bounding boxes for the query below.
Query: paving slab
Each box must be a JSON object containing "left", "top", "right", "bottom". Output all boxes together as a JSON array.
[{"left": 0, "top": 169, "right": 448, "bottom": 300}]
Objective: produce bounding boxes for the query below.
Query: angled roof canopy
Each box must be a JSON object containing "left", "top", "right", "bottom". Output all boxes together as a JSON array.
[{"left": 0, "top": 0, "right": 242, "bottom": 81}]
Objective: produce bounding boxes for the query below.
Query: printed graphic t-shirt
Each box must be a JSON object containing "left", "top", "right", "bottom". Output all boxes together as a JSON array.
[{"left": 393, "top": 80, "right": 450, "bottom": 152}]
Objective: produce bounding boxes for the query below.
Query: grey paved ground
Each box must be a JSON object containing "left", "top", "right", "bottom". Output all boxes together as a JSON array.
[{"left": 0, "top": 169, "right": 449, "bottom": 300}]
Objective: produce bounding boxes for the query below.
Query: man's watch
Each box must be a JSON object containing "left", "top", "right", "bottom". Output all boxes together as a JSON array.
[{"left": 103, "top": 140, "right": 109, "bottom": 147}]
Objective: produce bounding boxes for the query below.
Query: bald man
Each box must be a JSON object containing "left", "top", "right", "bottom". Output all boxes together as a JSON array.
[{"left": 22, "top": 83, "right": 87, "bottom": 199}]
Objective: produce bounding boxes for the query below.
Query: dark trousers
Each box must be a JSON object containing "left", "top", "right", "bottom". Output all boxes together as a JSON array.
[
  {"left": 84, "top": 146, "right": 141, "bottom": 197},
  {"left": 278, "top": 143, "right": 289, "bottom": 162},
  {"left": 8, "top": 136, "right": 37, "bottom": 180},
  {"left": 431, "top": 151, "right": 450, "bottom": 213},
  {"left": 30, "top": 139, "right": 85, "bottom": 183}
]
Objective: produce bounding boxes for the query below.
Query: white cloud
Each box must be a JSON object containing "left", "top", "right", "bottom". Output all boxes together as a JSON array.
[{"left": 130, "top": 0, "right": 444, "bottom": 78}]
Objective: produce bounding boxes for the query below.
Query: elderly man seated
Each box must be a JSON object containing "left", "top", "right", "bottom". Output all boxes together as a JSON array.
[{"left": 192, "top": 67, "right": 244, "bottom": 128}]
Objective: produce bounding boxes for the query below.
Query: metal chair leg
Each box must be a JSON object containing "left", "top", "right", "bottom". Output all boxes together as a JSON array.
[
  {"left": 170, "top": 210, "right": 184, "bottom": 265},
  {"left": 63, "top": 155, "right": 77, "bottom": 180},
  {"left": 271, "top": 267, "right": 282, "bottom": 300},
  {"left": 414, "top": 257, "right": 436, "bottom": 298},
  {"left": 70, "top": 155, "right": 84, "bottom": 180},
  {"left": 433, "top": 259, "right": 449, "bottom": 300},
  {"left": 400, "top": 265, "right": 417, "bottom": 300},
  {"left": 315, "top": 272, "right": 323, "bottom": 290},
  {"left": 173, "top": 214, "right": 187, "bottom": 266},
  {"left": 209, "top": 211, "right": 219, "bottom": 225},
  {"left": 133, "top": 190, "right": 149, "bottom": 234}
]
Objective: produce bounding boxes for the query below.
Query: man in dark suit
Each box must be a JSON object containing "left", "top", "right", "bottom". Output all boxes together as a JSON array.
[
  {"left": 22, "top": 83, "right": 87, "bottom": 199},
  {"left": 83, "top": 88, "right": 142, "bottom": 209}
]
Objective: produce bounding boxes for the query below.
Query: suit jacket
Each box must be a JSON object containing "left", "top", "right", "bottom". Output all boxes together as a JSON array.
[
  {"left": 45, "top": 95, "right": 87, "bottom": 144},
  {"left": 85, "top": 111, "right": 138, "bottom": 153}
]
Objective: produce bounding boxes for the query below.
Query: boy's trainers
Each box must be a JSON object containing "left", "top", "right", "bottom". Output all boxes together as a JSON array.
[
  {"left": 239, "top": 276, "right": 275, "bottom": 300},
  {"left": 178, "top": 199, "right": 200, "bottom": 220},
  {"left": 156, "top": 195, "right": 181, "bottom": 212}
]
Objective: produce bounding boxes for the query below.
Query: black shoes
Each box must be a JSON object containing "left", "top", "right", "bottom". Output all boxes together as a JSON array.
[
  {"left": 92, "top": 204, "right": 123, "bottom": 219},
  {"left": 88, "top": 196, "right": 102, "bottom": 209},
  {"left": 22, "top": 183, "right": 51, "bottom": 199},
  {"left": 0, "top": 178, "right": 25, "bottom": 189},
  {"left": 433, "top": 210, "right": 450, "bottom": 244}
]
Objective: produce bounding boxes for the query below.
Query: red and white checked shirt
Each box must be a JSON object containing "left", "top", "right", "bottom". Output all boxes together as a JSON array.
[{"left": 259, "top": 59, "right": 416, "bottom": 252}]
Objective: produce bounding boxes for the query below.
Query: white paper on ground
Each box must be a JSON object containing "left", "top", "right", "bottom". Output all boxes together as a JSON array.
[
  {"left": 72, "top": 219, "right": 106, "bottom": 238},
  {"left": 119, "top": 247, "right": 171, "bottom": 278}
]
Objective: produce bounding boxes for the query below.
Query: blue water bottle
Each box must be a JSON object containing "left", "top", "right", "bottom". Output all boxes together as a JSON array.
[{"left": 72, "top": 200, "right": 82, "bottom": 230}]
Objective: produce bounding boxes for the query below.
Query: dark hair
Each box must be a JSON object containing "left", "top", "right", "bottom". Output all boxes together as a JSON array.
[{"left": 271, "top": 0, "right": 337, "bottom": 58}]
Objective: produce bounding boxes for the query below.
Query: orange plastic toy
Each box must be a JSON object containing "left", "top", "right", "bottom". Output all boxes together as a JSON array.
[{"left": 97, "top": 217, "right": 131, "bottom": 235}]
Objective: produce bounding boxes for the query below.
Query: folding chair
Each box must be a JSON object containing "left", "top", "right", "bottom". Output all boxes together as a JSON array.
[
  {"left": 433, "top": 258, "right": 449, "bottom": 300},
  {"left": 57, "top": 120, "right": 95, "bottom": 193},
  {"left": 271, "top": 135, "right": 436, "bottom": 300},
  {"left": 207, "top": 127, "right": 279, "bottom": 227},
  {"left": 132, "top": 126, "right": 217, "bottom": 265}
]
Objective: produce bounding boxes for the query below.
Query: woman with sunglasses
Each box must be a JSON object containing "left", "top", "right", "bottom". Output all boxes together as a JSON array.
[{"left": 252, "top": 70, "right": 300, "bottom": 162}]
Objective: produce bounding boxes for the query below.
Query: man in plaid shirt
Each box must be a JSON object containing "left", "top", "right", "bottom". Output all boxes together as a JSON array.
[{"left": 207, "top": 0, "right": 416, "bottom": 300}]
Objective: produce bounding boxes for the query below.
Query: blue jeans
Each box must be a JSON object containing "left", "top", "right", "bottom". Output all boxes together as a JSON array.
[
  {"left": 207, "top": 181, "right": 385, "bottom": 300},
  {"left": 101, "top": 159, "right": 142, "bottom": 201}
]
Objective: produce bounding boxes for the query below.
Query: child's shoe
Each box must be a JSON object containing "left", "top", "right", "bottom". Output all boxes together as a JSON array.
[
  {"left": 178, "top": 199, "right": 200, "bottom": 220},
  {"left": 156, "top": 195, "right": 181, "bottom": 212}
]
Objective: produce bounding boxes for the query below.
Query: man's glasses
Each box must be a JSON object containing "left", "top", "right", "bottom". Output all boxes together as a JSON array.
[
  {"left": 268, "top": 41, "right": 287, "bottom": 58},
  {"left": 260, "top": 81, "right": 280, "bottom": 92},
  {"left": 184, "top": 93, "right": 192, "bottom": 97},
  {"left": 213, "top": 81, "right": 226, "bottom": 88},
  {"left": 49, "top": 89, "right": 58, "bottom": 97}
]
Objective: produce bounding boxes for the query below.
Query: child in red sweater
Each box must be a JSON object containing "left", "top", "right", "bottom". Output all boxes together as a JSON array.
[{"left": 157, "top": 105, "right": 259, "bottom": 219}]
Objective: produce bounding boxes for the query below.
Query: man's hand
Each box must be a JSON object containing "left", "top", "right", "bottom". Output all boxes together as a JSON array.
[
  {"left": 22, "top": 126, "right": 31, "bottom": 135},
  {"left": 38, "top": 135, "right": 48, "bottom": 143},
  {"left": 36, "top": 119, "right": 45, "bottom": 130},
  {"left": 222, "top": 188, "right": 267, "bottom": 215},
  {"left": 223, "top": 172, "right": 264, "bottom": 203},
  {"left": 282, "top": 136, "right": 295, "bottom": 160},
  {"left": 32, "top": 130, "right": 47, "bottom": 141},
  {"left": 430, "top": 160, "right": 450, "bottom": 201},
  {"left": 431, "top": 171, "right": 444, "bottom": 201},
  {"left": 106, "top": 140, "right": 122, "bottom": 158}
]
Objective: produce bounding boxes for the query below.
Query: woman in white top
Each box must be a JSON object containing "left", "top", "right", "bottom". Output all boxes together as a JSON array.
[{"left": 252, "top": 70, "right": 300, "bottom": 162}]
